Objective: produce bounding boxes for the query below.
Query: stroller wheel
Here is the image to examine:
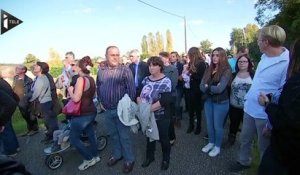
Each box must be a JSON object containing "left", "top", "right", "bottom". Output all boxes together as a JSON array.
[
  {"left": 97, "top": 136, "right": 107, "bottom": 151},
  {"left": 45, "top": 154, "right": 63, "bottom": 170}
]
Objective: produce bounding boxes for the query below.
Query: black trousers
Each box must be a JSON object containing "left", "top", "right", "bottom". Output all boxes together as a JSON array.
[
  {"left": 169, "top": 96, "right": 176, "bottom": 141},
  {"left": 188, "top": 92, "right": 202, "bottom": 129},
  {"left": 228, "top": 105, "right": 244, "bottom": 135},
  {"left": 19, "top": 106, "right": 38, "bottom": 131},
  {"left": 183, "top": 88, "right": 190, "bottom": 111},
  {"left": 146, "top": 118, "right": 171, "bottom": 162},
  {"left": 258, "top": 146, "right": 296, "bottom": 175}
]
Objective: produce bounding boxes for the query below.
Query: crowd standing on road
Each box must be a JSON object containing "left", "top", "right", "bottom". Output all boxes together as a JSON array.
[{"left": 0, "top": 24, "right": 300, "bottom": 175}]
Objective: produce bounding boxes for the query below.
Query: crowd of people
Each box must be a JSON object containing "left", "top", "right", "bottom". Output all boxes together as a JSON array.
[{"left": 0, "top": 24, "right": 299, "bottom": 175}]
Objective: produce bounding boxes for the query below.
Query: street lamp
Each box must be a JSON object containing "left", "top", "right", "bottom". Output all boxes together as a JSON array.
[{"left": 137, "top": 0, "right": 187, "bottom": 53}]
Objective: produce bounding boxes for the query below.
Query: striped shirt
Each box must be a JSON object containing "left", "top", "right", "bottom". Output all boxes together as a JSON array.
[{"left": 96, "top": 63, "right": 136, "bottom": 110}]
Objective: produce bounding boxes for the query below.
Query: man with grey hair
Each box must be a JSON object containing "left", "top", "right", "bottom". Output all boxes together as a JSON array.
[
  {"left": 55, "top": 51, "right": 75, "bottom": 102},
  {"left": 128, "top": 49, "right": 150, "bottom": 98},
  {"left": 97, "top": 46, "right": 136, "bottom": 173},
  {"left": 13, "top": 65, "right": 37, "bottom": 136},
  {"left": 230, "top": 25, "right": 289, "bottom": 172}
]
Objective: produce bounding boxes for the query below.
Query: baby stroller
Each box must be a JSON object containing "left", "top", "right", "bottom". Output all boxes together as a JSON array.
[
  {"left": 43, "top": 126, "right": 107, "bottom": 170},
  {"left": 44, "top": 97, "right": 108, "bottom": 170}
]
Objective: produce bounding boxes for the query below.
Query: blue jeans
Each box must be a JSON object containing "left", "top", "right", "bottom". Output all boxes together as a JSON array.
[
  {"left": 70, "top": 114, "right": 98, "bottom": 160},
  {"left": 204, "top": 98, "right": 229, "bottom": 147},
  {"left": 103, "top": 109, "right": 135, "bottom": 163},
  {"left": 0, "top": 120, "right": 19, "bottom": 155}
]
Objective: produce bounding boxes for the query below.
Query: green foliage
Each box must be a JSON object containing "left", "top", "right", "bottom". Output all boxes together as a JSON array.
[
  {"left": 255, "top": 0, "right": 300, "bottom": 47},
  {"left": 48, "top": 48, "right": 62, "bottom": 67},
  {"left": 141, "top": 35, "right": 148, "bottom": 55},
  {"left": 49, "top": 67, "right": 63, "bottom": 78},
  {"left": 200, "top": 39, "right": 213, "bottom": 53},
  {"left": 166, "top": 29, "right": 173, "bottom": 52},
  {"left": 230, "top": 28, "right": 246, "bottom": 52},
  {"left": 90, "top": 67, "right": 98, "bottom": 75},
  {"left": 141, "top": 29, "right": 174, "bottom": 56},
  {"left": 248, "top": 40, "right": 261, "bottom": 68},
  {"left": 24, "top": 53, "right": 39, "bottom": 70},
  {"left": 156, "top": 32, "right": 164, "bottom": 52},
  {"left": 140, "top": 53, "right": 150, "bottom": 60}
]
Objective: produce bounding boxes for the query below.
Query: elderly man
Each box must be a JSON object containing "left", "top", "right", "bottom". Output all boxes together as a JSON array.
[
  {"left": 13, "top": 65, "right": 37, "bottom": 136},
  {"left": 128, "top": 49, "right": 150, "bottom": 98},
  {"left": 97, "top": 46, "right": 136, "bottom": 173}
]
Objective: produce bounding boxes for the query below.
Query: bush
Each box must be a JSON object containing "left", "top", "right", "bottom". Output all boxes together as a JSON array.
[{"left": 50, "top": 67, "right": 63, "bottom": 78}]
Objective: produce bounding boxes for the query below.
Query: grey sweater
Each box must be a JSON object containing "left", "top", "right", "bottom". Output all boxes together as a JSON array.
[{"left": 30, "top": 75, "right": 52, "bottom": 103}]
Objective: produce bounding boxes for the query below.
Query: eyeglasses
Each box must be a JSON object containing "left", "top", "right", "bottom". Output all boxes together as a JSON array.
[
  {"left": 71, "top": 64, "right": 76, "bottom": 66},
  {"left": 212, "top": 54, "right": 219, "bottom": 57},
  {"left": 238, "top": 61, "right": 249, "bottom": 64}
]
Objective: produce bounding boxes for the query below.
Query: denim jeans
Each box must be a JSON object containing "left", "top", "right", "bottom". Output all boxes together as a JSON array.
[
  {"left": 204, "top": 98, "right": 229, "bottom": 147},
  {"left": 0, "top": 120, "right": 19, "bottom": 155},
  {"left": 70, "top": 114, "right": 98, "bottom": 160},
  {"left": 103, "top": 109, "right": 135, "bottom": 163}
]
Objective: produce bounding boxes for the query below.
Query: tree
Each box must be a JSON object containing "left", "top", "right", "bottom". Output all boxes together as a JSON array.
[
  {"left": 141, "top": 35, "right": 148, "bottom": 55},
  {"left": 148, "top": 32, "right": 157, "bottom": 56},
  {"left": 156, "top": 32, "right": 164, "bottom": 52},
  {"left": 200, "top": 39, "right": 213, "bottom": 53},
  {"left": 244, "top": 24, "right": 259, "bottom": 43},
  {"left": 229, "top": 28, "right": 246, "bottom": 53},
  {"left": 255, "top": 0, "right": 300, "bottom": 46},
  {"left": 48, "top": 48, "right": 62, "bottom": 67},
  {"left": 166, "top": 29, "right": 173, "bottom": 52},
  {"left": 24, "top": 53, "right": 39, "bottom": 70}
]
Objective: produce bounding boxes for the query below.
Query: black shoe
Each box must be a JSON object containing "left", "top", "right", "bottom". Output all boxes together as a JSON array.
[
  {"left": 186, "top": 126, "right": 194, "bottom": 133},
  {"left": 41, "top": 136, "right": 53, "bottom": 144},
  {"left": 194, "top": 128, "right": 201, "bottom": 135},
  {"left": 141, "top": 158, "right": 154, "bottom": 168},
  {"left": 161, "top": 161, "right": 169, "bottom": 170},
  {"left": 229, "top": 162, "right": 250, "bottom": 172}
]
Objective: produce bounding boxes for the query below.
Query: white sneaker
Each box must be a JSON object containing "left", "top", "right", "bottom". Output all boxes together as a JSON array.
[
  {"left": 93, "top": 156, "right": 101, "bottom": 163},
  {"left": 78, "top": 159, "right": 96, "bottom": 171},
  {"left": 201, "top": 143, "right": 214, "bottom": 153},
  {"left": 208, "top": 146, "right": 220, "bottom": 157}
]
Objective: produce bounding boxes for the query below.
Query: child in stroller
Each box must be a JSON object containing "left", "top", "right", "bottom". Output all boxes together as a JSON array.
[{"left": 51, "top": 120, "right": 71, "bottom": 153}]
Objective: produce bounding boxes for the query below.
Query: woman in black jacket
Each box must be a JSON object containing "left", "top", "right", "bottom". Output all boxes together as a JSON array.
[
  {"left": 258, "top": 38, "right": 300, "bottom": 175},
  {"left": 186, "top": 47, "right": 207, "bottom": 134}
]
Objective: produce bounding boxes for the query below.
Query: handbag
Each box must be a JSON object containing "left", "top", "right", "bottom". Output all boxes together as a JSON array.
[{"left": 62, "top": 77, "right": 85, "bottom": 116}]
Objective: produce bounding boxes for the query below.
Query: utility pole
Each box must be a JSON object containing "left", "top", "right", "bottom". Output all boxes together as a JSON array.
[{"left": 137, "top": 0, "right": 187, "bottom": 53}]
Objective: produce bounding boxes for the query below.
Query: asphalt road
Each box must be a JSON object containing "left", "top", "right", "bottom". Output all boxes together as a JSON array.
[{"left": 15, "top": 112, "right": 248, "bottom": 175}]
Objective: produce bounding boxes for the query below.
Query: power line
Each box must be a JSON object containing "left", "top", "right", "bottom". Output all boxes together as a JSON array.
[{"left": 137, "top": 0, "right": 183, "bottom": 19}]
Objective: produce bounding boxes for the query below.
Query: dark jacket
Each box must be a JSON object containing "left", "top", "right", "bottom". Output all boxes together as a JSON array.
[
  {"left": 13, "top": 75, "right": 33, "bottom": 108},
  {"left": 266, "top": 71, "right": 300, "bottom": 167},
  {"left": 0, "top": 79, "right": 18, "bottom": 127},
  {"left": 200, "top": 69, "right": 231, "bottom": 103},
  {"left": 129, "top": 61, "right": 150, "bottom": 97},
  {"left": 190, "top": 62, "right": 207, "bottom": 95},
  {"left": 173, "top": 61, "right": 184, "bottom": 88}
]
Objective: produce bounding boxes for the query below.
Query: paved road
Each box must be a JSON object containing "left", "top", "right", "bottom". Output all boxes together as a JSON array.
[{"left": 15, "top": 112, "right": 248, "bottom": 175}]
